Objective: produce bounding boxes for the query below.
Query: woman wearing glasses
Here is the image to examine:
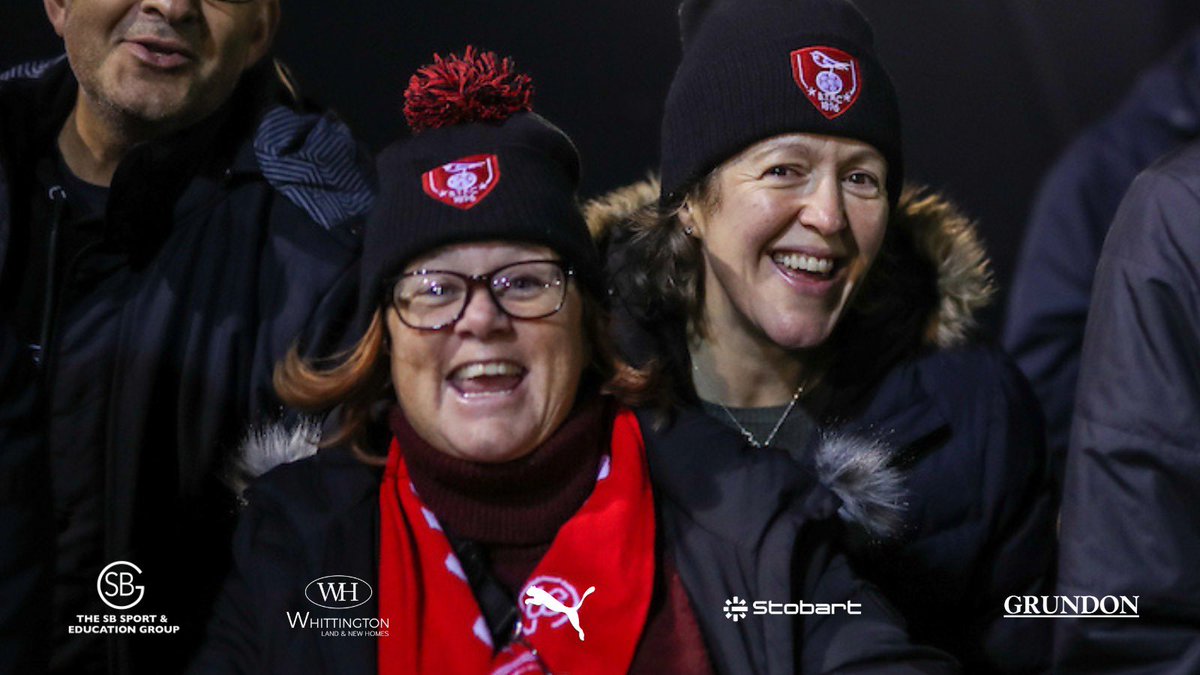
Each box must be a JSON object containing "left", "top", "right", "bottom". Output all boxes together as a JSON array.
[{"left": 190, "top": 49, "right": 955, "bottom": 674}]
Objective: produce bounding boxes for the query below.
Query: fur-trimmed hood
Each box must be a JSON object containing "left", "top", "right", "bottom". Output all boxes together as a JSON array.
[
  {"left": 585, "top": 177, "right": 993, "bottom": 356},
  {"left": 229, "top": 419, "right": 905, "bottom": 539},
  {"left": 226, "top": 421, "right": 321, "bottom": 500}
]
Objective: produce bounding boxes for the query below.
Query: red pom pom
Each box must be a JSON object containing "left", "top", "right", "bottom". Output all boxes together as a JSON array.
[{"left": 404, "top": 46, "right": 534, "bottom": 133}]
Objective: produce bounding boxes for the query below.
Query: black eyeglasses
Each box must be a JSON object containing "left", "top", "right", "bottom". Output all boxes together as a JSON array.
[{"left": 389, "top": 260, "right": 574, "bottom": 331}]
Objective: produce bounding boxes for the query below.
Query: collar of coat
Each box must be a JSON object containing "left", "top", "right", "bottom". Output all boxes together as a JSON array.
[
  {"left": 232, "top": 404, "right": 906, "bottom": 542},
  {"left": 0, "top": 56, "right": 372, "bottom": 266}
]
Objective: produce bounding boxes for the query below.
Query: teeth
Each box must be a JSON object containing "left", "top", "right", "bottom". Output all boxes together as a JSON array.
[
  {"left": 453, "top": 361, "right": 523, "bottom": 380},
  {"left": 773, "top": 252, "right": 835, "bottom": 275}
]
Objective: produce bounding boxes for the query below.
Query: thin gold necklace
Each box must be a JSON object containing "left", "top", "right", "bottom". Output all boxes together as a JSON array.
[{"left": 695, "top": 364, "right": 805, "bottom": 448}]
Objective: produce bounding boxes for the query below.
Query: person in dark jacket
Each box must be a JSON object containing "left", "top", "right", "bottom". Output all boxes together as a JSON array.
[
  {"left": 192, "top": 48, "right": 956, "bottom": 675},
  {"left": 0, "top": 313, "right": 52, "bottom": 675},
  {"left": 0, "top": 1, "right": 373, "bottom": 672},
  {"left": 1055, "top": 140, "right": 1200, "bottom": 673},
  {"left": 590, "top": 0, "right": 1056, "bottom": 671},
  {"left": 1004, "top": 28, "right": 1200, "bottom": 467}
]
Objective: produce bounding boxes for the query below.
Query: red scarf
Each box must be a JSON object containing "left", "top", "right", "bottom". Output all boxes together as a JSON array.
[{"left": 378, "top": 409, "right": 656, "bottom": 675}]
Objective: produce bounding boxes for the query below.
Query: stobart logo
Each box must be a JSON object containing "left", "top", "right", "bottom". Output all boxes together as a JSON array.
[{"left": 722, "top": 595, "right": 861, "bottom": 621}]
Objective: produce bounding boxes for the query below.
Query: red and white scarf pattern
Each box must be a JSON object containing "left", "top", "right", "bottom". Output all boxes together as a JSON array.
[{"left": 377, "top": 409, "right": 656, "bottom": 674}]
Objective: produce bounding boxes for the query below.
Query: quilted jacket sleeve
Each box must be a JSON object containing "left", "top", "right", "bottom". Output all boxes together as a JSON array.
[{"left": 1056, "top": 148, "right": 1200, "bottom": 673}]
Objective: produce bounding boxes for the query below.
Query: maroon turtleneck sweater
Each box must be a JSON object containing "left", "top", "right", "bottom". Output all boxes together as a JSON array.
[{"left": 390, "top": 397, "right": 713, "bottom": 674}]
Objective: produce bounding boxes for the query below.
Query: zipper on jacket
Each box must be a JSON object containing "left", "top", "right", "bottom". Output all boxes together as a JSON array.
[{"left": 37, "top": 185, "right": 66, "bottom": 375}]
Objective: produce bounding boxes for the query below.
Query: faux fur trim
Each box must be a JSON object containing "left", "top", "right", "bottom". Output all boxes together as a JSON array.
[
  {"left": 225, "top": 419, "right": 905, "bottom": 537},
  {"left": 891, "top": 186, "right": 993, "bottom": 348},
  {"left": 584, "top": 176, "right": 661, "bottom": 240},
  {"left": 813, "top": 432, "right": 906, "bottom": 539},
  {"left": 584, "top": 177, "right": 994, "bottom": 351},
  {"left": 225, "top": 420, "right": 321, "bottom": 498}
]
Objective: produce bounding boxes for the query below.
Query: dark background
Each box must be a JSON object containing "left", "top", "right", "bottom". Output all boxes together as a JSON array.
[{"left": 6, "top": 0, "right": 1199, "bottom": 335}]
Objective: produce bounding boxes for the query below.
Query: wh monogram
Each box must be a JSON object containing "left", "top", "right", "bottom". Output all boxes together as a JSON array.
[
  {"left": 317, "top": 582, "right": 360, "bottom": 604},
  {"left": 303, "top": 575, "right": 374, "bottom": 610}
]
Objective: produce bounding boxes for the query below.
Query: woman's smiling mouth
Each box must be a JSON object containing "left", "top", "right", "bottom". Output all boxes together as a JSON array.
[
  {"left": 447, "top": 360, "right": 527, "bottom": 398},
  {"left": 772, "top": 250, "right": 839, "bottom": 278}
]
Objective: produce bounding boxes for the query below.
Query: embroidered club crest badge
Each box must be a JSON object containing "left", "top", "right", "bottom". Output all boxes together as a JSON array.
[
  {"left": 422, "top": 154, "right": 500, "bottom": 209},
  {"left": 791, "top": 46, "right": 862, "bottom": 120}
]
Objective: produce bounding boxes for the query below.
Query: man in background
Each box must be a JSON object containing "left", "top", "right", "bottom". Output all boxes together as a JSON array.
[{"left": 0, "top": 0, "right": 373, "bottom": 671}]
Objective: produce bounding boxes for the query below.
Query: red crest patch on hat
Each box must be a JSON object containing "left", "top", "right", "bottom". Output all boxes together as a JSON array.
[
  {"left": 791, "top": 47, "right": 862, "bottom": 120},
  {"left": 422, "top": 154, "right": 500, "bottom": 210}
]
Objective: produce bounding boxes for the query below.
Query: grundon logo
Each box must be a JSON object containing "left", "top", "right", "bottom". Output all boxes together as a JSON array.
[{"left": 304, "top": 575, "right": 373, "bottom": 610}]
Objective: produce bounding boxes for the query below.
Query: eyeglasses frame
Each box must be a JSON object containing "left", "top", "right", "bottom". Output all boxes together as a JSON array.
[{"left": 387, "top": 259, "right": 575, "bottom": 331}]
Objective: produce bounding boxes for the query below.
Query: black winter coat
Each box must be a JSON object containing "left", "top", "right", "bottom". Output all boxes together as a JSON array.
[
  {"left": 190, "top": 406, "right": 957, "bottom": 674},
  {"left": 588, "top": 181, "right": 1057, "bottom": 673},
  {"left": 0, "top": 313, "right": 51, "bottom": 674},
  {"left": 1056, "top": 141, "right": 1200, "bottom": 673},
  {"left": 0, "top": 57, "right": 373, "bottom": 674}
]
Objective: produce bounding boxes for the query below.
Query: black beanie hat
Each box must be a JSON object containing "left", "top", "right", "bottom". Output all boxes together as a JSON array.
[
  {"left": 660, "top": 0, "right": 903, "bottom": 207},
  {"left": 358, "top": 48, "right": 603, "bottom": 319}
]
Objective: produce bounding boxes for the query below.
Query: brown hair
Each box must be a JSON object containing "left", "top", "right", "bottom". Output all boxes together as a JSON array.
[
  {"left": 274, "top": 311, "right": 391, "bottom": 464},
  {"left": 274, "top": 292, "right": 656, "bottom": 464},
  {"left": 618, "top": 173, "right": 720, "bottom": 341}
]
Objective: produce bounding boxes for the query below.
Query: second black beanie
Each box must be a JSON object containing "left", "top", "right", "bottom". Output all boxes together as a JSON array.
[{"left": 660, "top": 0, "right": 903, "bottom": 207}]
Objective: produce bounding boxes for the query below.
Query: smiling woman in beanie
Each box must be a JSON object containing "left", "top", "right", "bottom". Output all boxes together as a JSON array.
[
  {"left": 188, "top": 47, "right": 956, "bottom": 674},
  {"left": 590, "top": 0, "right": 1056, "bottom": 672}
]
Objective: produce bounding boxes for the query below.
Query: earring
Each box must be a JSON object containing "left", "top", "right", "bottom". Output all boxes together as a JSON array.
[{"left": 684, "top": 226, "right": 694, "bottom": 236}]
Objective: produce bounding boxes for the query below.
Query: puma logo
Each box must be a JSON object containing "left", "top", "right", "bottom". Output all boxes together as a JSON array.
[{"left": 524, "top": 585, "right": 595, "bottom": 642}]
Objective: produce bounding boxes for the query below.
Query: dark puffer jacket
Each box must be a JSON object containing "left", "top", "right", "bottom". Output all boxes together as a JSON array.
[
  {"left": 192, "top": 405, "right": 958, "bottom": 674},
  {"left": 588, "top": 180, "right": 1056, "bottom": 674}
]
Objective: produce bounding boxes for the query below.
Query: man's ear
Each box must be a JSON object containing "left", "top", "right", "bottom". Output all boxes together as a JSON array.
[
  {"left": 244, "top": 0, "right": 281, "bottom": 67},
  {"left": 44, "top": 0, "right": 69, "bottom": 38}
]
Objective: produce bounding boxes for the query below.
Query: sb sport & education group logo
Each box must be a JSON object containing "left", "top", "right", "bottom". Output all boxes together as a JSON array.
[
  {"left": 98, "top": 561, "right": 144, "bottom": 611},
  {"left": 68, "top": 561, "right": 180, "bottom": 635}
]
